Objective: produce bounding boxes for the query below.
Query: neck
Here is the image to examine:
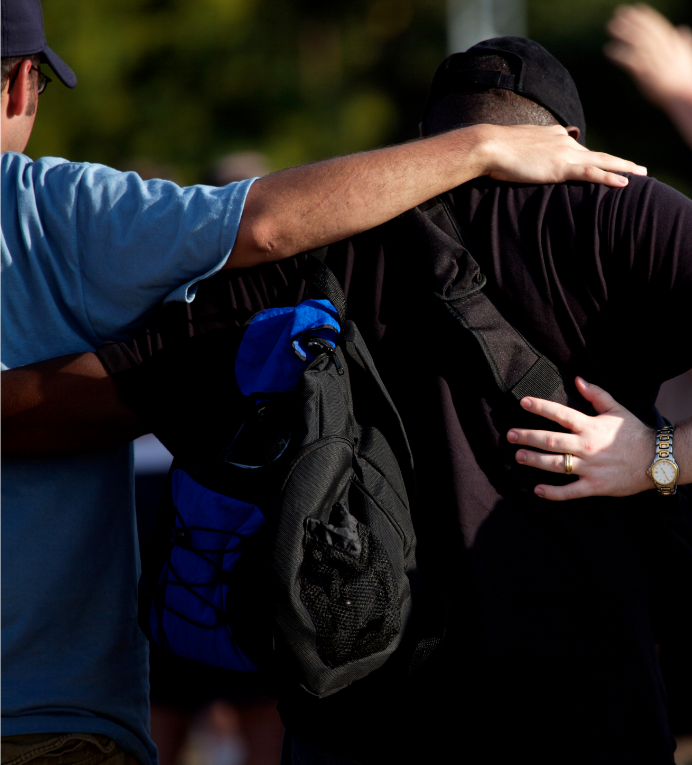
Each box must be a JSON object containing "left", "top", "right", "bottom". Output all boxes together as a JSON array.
[{"left": 1, "top": 94, "right": 33, "bottom": 153}]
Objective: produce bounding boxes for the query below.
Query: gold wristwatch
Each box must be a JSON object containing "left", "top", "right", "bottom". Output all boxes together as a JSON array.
[{"left": 647, "top": 426, "right": 679, "bottom": 496}]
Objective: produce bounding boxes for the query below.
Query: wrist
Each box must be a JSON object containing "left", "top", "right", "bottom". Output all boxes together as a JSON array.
[
  {"left": 433, "top": 123, "right": 494, "bottom": 182},
  {"left": 647, "top": 425, "right": 681, "bottom": 495},
  {"left": 460, "top": 124, "right": 495, "bottom": 178},
  {"left": 636, "top": 425, "right": 658, "bottom": 494}
]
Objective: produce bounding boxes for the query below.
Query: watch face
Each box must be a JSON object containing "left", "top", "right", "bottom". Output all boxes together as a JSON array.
[{"left": 652, "top": 459, "right": 678, "bottom": 486}]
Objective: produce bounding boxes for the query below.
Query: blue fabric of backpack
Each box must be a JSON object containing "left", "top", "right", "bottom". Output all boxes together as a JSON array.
[{"left": 148, "top": 299, "right": 340, "bottom": 673}]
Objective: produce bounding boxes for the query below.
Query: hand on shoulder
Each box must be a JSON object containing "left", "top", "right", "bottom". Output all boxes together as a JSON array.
[{"left": 469, "top": 124, "right": 647, "bottom": 188}]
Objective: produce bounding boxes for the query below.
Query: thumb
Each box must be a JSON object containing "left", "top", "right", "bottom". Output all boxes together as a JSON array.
[{"left": 575, "top": 377, "right": 618, "bottom": 415}]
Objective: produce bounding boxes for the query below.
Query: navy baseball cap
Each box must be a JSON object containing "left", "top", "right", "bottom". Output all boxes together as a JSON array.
[
  {"left": 422, "top": 37, "right": 585, "bottom": 145},
  {"left": 1, "top": 0, "right": 76, "bottom": 88}
]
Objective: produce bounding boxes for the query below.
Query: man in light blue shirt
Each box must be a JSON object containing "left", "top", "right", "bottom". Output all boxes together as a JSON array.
[{"left": 1, "top": 2, "right": 647, "bottom": 765}]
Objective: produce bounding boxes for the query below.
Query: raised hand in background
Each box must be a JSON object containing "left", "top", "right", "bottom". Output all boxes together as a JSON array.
[{"left": 606, "top": 3, "right": 692, "bottom": 149}]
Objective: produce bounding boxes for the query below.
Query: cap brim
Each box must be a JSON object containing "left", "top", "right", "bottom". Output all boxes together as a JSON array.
[{"left": 42, "top": 45, "right": 77, "bottom": 88}]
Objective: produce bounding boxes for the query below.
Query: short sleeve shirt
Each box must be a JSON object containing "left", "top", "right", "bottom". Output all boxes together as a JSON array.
[{"left": 1, "top": 151, "right": 254, "bottom": 765}]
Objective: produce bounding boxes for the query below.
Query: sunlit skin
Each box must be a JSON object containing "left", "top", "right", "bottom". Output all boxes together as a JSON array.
[
  {"left": 606, "top": 4, "right": 692, "bottom": 149},
  {"left": 1, "top": 59, "right": 39, "bottom": 154},
  {"left": 507, "top": 376, "right": 692, "bottom": 501}
]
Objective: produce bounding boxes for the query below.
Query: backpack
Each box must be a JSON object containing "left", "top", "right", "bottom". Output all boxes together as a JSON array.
[
  {"left": 135, "top": 255, "right": 423, "bottom": 699},
  {"left": 99, "top": 195, "right": 578, "bottom": 700}
]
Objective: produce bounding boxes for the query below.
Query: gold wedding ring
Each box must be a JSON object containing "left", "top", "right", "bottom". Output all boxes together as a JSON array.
[{"left": 564, "top": 453, "right": 573, "bottom": 475}]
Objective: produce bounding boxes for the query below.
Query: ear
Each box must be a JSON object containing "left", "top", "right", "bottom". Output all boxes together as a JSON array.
[
  {"left": 6, "top": 60, "right": 35, "bottom": 118},
  {"left": 565, "top": 125, "right": 581, "bottom": 141}
]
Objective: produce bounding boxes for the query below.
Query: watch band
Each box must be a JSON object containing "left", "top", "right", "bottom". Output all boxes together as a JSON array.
[{"left": 653, "top": 426, "right": 677, "bottom": 496}]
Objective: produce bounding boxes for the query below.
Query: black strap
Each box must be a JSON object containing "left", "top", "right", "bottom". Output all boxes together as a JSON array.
[
  {"left": 301, "top": 248, "right": 348, "bottom": 327},
  {"left": 405, "top": 198, "right": 572, "bottom": 406}
]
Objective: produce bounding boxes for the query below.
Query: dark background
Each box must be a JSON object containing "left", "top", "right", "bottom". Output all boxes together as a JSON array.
[{"left": 29, "top": 0, "right": 692, "bottom": 195}]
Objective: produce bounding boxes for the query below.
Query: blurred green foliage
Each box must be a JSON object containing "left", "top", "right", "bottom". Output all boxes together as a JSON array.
[{"left": 29, "top": 0, "right": 692, "bottom": 193}]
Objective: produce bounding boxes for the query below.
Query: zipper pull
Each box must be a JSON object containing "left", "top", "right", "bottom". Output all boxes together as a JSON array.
[
  {"left": 304, "top": 337, "right": 344, "bottom": 375},
  {"left": 330, "top": 347, "right": 345, "bottom": 376}
]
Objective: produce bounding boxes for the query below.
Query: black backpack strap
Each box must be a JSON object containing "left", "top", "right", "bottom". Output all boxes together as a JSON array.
[
  {"left": 301, "top": 247, "right": 348, "bottom": 327},
  {"left": 406, "top": 197, "right": 572, "bottom": 406}
]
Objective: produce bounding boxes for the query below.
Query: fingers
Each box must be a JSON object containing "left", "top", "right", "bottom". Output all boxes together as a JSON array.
[
  {"left": 517, "top": 396, "right": 585, "bottom": 431},
  {"left": 576, "top": 149, "right": 647, "bottom": 174},
  {"left": 561, "top": 143, "right": 647, "bottom": 184},
  {"left": 565, "top": 167, "right": 629, "bottom": 187},
  {"left": 515, "top": 448, "right": 583, "bottom": 475},
  {"left": 605, "top": 3, "right": 692, "bottom": 105},
  {"left": 484, "top": 125, "right": 646, "bottom": 187},
  {"left": 508, "top": 423, "right": 579, "bottom": 452},
  {"left": 604, "top": 41, "right": 641, "bottom": 73},
  {"left": 507, "top": 420, "right": 579, "bottom": 453},
  {"left": 560, "top": 153, "right": 647, "bottom": 185},
  {"left": 534, "top": 480, "right": 592, "bottom": 501},
  {"left": 608, "top": 4, "right": 672, "bottom": 43},
  {"left": 574, "top": 377, "right": 618, "bottom": 414}
]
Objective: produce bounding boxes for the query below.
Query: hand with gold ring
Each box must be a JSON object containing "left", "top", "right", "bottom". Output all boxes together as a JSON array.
[{"left": 506, "top": 377, "right": 661, "bottom": 501}]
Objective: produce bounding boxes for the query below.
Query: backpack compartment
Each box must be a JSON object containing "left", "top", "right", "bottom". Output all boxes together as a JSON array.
[
  {"left": 147, "top": 467, "right": 268, "bottom": 672},
  {"left": 272, "top": 334, "right": 416, "bottom": 698},
  {"left": 136, "top": 289, "right": 420, "bottom": 699}
]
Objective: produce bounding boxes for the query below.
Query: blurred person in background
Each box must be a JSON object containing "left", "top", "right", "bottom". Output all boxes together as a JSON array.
[
  {"left": 606, "top": 3, "right": 692, "bottom": 149},
  {"left": 2, "top": 4, "right": 643, "bottom": 765},
  {"left": 607, "top": 7, "right": 692, "bottom": 761}
]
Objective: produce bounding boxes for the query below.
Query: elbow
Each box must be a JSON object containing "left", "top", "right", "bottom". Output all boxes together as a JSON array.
[
  {"left": 244, "top": 217, "right": 284, "bottom": 262},
  {"left": 228, "top": 188, "right": 290, "bottom": 269}
]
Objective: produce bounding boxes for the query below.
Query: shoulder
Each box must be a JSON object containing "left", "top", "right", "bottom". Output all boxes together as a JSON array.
[
  {"left": 458, "top": 172, "right": 686, "bottom": 202},
  {"left": 593, "top": 174, "right": 692, "bottom": 248},
  {"left": 2, "top": 152, "right": 87, "bottom": 183},
  {"left": 456, "top": 174, "right": 691, "bottom": 230},
  {"left": 1, "top": 153, "right": 166, "bottom": 197},
  {"left": 585, "top": 172, "right": 687, "bottom": 207},
  {"left": 1, "top": 153, "right": 115, "bottom": 212},
  {"left": 2, "top": 153, "right": 70, "bottom": 200}
]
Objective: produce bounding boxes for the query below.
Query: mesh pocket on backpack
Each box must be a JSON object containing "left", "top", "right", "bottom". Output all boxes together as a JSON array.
[{"left": 300, "top": 500, "right": 400, "bottom": 668}]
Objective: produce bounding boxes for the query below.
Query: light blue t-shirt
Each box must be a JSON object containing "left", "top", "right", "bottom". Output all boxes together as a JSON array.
[{"left": 1, "top": 152, "right": 255, "bottom": 765}]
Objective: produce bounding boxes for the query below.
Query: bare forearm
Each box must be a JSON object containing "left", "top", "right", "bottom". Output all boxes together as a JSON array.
[
  {"left": 229, "top": 124, "right": 643, "bottom": 268},
  {"left": 2, "top": 353, "right": 146, "bottom": 458},
  {"left": 230, "top": 128, "right": 487, "bottom": 267}
]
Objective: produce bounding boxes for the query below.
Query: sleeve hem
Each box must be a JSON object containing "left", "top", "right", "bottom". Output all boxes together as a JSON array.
[{"left": 164, "top": 176, "right": 258, "bottom": 305}]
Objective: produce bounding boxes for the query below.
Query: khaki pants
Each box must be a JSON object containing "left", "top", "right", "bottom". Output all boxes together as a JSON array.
[{"left": 1, "top": 734, "right": 141, "bottom": 765}]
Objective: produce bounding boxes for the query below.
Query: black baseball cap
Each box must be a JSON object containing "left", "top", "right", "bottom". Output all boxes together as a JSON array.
[
  {"left": 422, "top": 37, "right": 585, "bottom": 145},
  {"left": 1, "top": 0, "right": 76, "bottom": 88}
]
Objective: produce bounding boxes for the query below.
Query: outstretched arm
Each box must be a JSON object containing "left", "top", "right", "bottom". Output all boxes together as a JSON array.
[
  {"left": 2, "top": 353, "right": 145, "bottom": 458},
  {"left": 606, "top": 4, "right": 692, "bottom": 149},
  {"left": 230, "top": 124, "right": 646, "bottom": 267},
  {"left": 506, "top": 377, "right": 692, "bottom": 501}
]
